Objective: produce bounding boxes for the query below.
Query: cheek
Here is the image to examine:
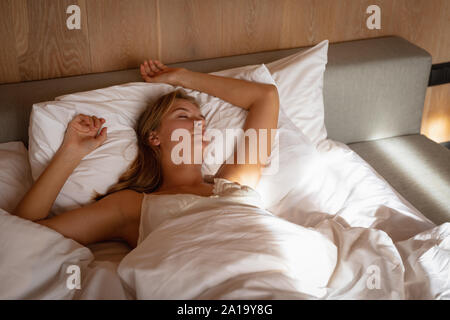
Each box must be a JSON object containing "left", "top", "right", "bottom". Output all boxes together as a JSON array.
[{"left": 160, "top": 121, "right": 193, "bottom": 144}]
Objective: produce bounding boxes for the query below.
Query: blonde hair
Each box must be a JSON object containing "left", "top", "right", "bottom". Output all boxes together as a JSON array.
[{"left": 92, "top": 90, "right": 199, "bottom": 202}]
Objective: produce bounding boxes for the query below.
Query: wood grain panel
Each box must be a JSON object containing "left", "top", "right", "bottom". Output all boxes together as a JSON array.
[
  {"left": 11, "top": 0, "right": 91, "bottom": 82},
  {"left": 87, "top": 0, "right": 159, "bottom": 72},
  {"left": 435, "top": 0, "right": 450, "bottom": 64},
  {"left": 422, "top": 84, "right": 450, "bottom": 143},
  {"left": 314, "top": 0, "right": 371, "bottom": 42},
  {"left": 277, "top": 0, "right": 316, "bottom": 47},
  {"left": 159, "top": 0, "right": 223, "bottom": 63},
  {"left": 1, "top": 0, "right": 448, "bottom": 79},
  {"left": 314, "top": 0, "right": 397, "bottom": 42},
  {"left": 221, "top": 0, "right": 285, "bottom": 56},
  {"left": 0, "top": 0, "right": 20, "bottom": 83},
  {"left": 392, "top": 0, "right": 447, "bottom": 64}
]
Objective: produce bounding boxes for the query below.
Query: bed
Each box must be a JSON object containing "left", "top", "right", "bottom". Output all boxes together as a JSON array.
[{"left": 0, "top": 36, "right": 449, "bottom": 300}]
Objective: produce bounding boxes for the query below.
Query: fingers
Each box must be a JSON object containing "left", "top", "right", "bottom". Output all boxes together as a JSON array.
[
  {"left": 95, "top": 126, "right": 108, "bottom": 144},
  {"left": 154, "top": 60, "right": 167, "bottom": 71},
  {"left": 141, "top": 59, "right": 167, "bottom": 75},
  {"left": 80, "top": 114, "right": 93, "bottom": 129},
  {"left": 140, "top": 64, "right": 152, "bottom": 82},
  {"left": 92, "top": 115, "right": 104, "bottom": 129},
  {"left": 140, "top": 59, "right": 169, "bottom": 83},
  {"left": 88, "top": 116, "right": 94, "bottom": 129},
  {"left": 145, "top": 60, "right": 158, "bottom": 75},
  {"left": 148, "top": 60, "right": 160, "bottom": 73},
  {"left": 93, "top": 116, "right": 99, "bottom": 128},
  {"left": 149, "top": 59, "right": 167, "bottom": 73},
  {"left": 73, "top": 114, "right": 91, "bottom": 132},
  {"left": 91, "top": 116, "right": 106, "bottom": 136},
  {"left": 143, "top": 61, "right": 152, "bottom": 75},
  {"left": 73, "top": 114, "right": 106, "bottom": 132}
]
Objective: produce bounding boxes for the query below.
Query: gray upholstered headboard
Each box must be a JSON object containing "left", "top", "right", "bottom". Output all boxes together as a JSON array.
[{"left": 0, "top": 35, "right": 431, "bottom": 147}]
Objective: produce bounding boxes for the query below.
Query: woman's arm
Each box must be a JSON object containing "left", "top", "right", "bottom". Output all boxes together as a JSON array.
[
  {"left": 12, "top": 113, "right": 132, "bottom": 248},
  {"left": 13, "top": 148, "right": 83, "bottom": 221},
  {"left": 141, "top": 59, "right": 274, "bottom": 111},
  {"left": 141, "top": 59, "right": 280, "bottom": 188},
  {"left": 36, "top": 189, "right": 142, "bottom": 247},
  {"left": 13, "top": 114, "right": 107, "bottom": 221},
  {"left": 213, "top": 87, "right": 279, "bottom": 188}
]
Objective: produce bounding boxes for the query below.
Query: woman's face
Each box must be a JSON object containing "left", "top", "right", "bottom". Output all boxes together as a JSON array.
[{"left": 150, "top": 98, "right": 209, "bottom": 164}]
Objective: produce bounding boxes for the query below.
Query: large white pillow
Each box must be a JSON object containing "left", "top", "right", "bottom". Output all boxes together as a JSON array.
[
  {"left": 0, "top": 141, "right": 33, "bottom": 212},
  {"left": 266, "top": 39, "right": 329, "bottom": 148},
  {"left": 29, "top": 64, "right": 319, "bottom": 214}
]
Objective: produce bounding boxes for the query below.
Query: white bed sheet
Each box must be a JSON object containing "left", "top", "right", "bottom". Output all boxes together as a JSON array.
[
  {"left": 1, "top": 138, "right": 448, "bottom": 299},
  {"left": 269, "top": 139, "right": 436, "bottom": 242}
]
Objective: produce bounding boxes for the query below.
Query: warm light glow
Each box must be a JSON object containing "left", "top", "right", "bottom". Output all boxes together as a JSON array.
[{"left": 423, "top": 115, "right": 450, "bottom": 144}]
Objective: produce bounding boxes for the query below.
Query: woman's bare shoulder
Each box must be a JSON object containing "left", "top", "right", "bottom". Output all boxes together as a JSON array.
[{"left": 112, "top": 189, "right": 145, "bottom": 221}]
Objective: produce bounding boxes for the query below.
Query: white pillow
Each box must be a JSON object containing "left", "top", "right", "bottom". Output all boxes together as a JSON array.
[
  {"left": 266, "top": 39, "right": 329, "bottom": 148},
  {"left": 29, "top": 64, "right": 319, "bottom": 213},
  {"left": 0, "top": 141, "right": 33, "bottom": 212}
]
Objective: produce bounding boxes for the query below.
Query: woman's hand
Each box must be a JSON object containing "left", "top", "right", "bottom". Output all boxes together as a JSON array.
[
  {"left": 60, "top": 114, "right": 108, "bottom": 158},
  {"left": 140, "top": 59, "right": 186, "bottom": 86}
]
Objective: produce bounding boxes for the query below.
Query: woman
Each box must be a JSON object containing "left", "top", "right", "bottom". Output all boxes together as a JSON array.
[{"left": 13, "top": 60, "right": 279, "bottom": 248}]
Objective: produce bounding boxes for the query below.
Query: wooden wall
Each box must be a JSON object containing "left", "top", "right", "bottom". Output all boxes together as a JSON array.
[{"left": 0, "top": 0, "right": 449, "bottom": 142}]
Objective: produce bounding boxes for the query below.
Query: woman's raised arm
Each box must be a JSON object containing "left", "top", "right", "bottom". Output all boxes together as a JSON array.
[
  {"left": 141, "top": 59, "right": 280, "bottom": 188},
  {"left": 141, "top": 59, "right": 275, "bottom": 111},
  {"left": 13, "top": 114, "right": 107, "bottom": 221}
]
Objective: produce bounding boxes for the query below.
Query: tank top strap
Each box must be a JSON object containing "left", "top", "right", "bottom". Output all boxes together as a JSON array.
[
  {"left": 212, "top": 178, "right": 249, "bottom": 195},
  {"left": 211, "top": 178, "right": 264, "bottom": 208}
]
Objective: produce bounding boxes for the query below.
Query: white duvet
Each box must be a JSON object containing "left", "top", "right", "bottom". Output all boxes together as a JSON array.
[{"left": 1, "top": 139, "right": 449, "bottom": 299}]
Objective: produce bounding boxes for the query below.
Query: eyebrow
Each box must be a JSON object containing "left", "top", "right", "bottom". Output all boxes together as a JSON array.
[{"left": 172, "top": 107, "right": 205, "bottom": 119}]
